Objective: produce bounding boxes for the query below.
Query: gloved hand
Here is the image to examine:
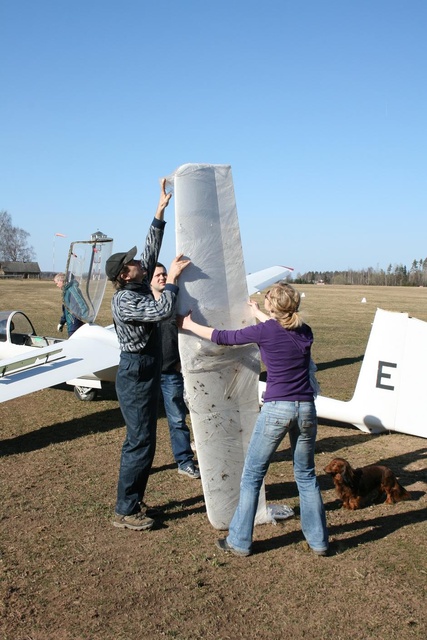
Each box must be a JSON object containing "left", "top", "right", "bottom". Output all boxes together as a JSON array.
[{"left": 57, "top": 323, "right": 64, "bottom": 332}]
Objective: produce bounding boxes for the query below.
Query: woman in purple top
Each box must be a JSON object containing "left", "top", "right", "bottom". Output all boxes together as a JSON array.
[{"left": 180, "top": 283, "right": 328, "bottom": 557}]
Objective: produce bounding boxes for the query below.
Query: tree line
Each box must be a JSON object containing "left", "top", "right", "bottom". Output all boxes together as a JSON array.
[
  {"left": 1, "top": 209, "right": 426, "bottom": 286},
  {"left": 0, "top": 210, "right": 35, "bottom": 262},
  {"left": 293, "top": 261, "right": 427, "bottom": 287}
]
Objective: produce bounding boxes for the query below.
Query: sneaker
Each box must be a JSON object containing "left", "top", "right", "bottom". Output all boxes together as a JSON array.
[
  {"left": 178, "top": 462, "right": 201, "bottom": 479},
  {"left": 301, "top": 541, "right": 329, "bottom": 556},
  {"left": 312, "top": 548, "right": 329, "bottom": 557},
  {"left": 113, "top": 512, "right": 154, "bottom": 531},
  {"left": 215, "top": 538, "right": 251, "bottom": 557}
]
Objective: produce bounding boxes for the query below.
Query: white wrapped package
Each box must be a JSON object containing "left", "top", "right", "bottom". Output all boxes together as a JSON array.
[{"left": 166, "top": 163, "right": 269, "bottom": 530}]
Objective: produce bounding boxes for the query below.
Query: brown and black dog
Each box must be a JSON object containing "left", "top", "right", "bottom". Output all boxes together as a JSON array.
[{"left": 324, "top": 457, "right": 412, "bottom": 510}]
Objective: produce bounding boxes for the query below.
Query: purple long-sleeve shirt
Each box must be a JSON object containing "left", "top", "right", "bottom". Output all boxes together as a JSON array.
[{"left": 211, "top": 319, "right": 314, "bottom": 402}]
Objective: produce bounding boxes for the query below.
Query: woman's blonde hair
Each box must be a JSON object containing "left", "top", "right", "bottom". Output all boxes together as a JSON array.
[{"left": 266, "top": 283, "right": 303, "bottom": 330}]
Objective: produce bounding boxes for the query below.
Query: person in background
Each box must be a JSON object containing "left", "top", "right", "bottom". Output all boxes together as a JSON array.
[
  {"left": 150, "top": 263, "right": 200, "bottom": 479},
  {"left": 179, "top": 283, "right": 329, "bottom": 557},
  {"left": 54, "top": 273, "right": 87, "bottom": 337},
  {"left": 106, "top": 179, "right": 190, "bottom": 532}
]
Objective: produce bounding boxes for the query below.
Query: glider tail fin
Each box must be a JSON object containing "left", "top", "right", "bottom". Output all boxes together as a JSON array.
[{"left": 316, "top": 308, "right": 427, "bottom": 439}]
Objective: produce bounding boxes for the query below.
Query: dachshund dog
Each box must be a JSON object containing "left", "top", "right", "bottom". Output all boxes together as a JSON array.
[{"left": 324, "top": 457, "right": 411, "bottom": 510}]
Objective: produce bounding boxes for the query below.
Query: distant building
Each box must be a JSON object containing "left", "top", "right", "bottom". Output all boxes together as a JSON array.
[{"left": 0, "top": 261, "right": 41, "bottom": 279}]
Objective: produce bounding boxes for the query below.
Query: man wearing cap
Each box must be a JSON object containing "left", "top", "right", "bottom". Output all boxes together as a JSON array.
[{"left": 106, "top": 179, "right": 190, "bottom": 531}]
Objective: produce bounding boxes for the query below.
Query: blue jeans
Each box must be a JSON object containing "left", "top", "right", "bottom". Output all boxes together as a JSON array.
[
  {"left": 115, "top": 349, "right": 161, "bottom": 515},
  {"left": 227, "top": 401, "right": 328, "bottom": 554},
  {"left": 161, "top": 371, "right": 194, "bottom": 468}
]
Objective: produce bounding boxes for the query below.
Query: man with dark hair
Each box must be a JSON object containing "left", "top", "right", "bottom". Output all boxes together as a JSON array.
[
  {"left": 151, "top": 263, "right": 200, "bottom": 479},
  {"left": 106, "top": 179, "right": 190, "bottom": 531}
]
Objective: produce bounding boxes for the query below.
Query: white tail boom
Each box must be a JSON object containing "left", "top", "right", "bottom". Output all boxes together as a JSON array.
[{"left": 315, "top": 308, "right": 427, "bottom": 439}]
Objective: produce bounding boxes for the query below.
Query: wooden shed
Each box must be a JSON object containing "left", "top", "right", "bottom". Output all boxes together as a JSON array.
[{"left": 0, "top": 261, "right": 41, "bottom": 279}]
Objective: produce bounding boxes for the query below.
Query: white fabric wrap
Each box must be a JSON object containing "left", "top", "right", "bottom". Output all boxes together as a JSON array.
[{"left": 166, "top": 163, "right": 269, "bottom": 530}]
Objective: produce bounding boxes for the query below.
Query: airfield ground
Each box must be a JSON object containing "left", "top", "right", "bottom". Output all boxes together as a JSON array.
[{"left": 1, "top": 281, "right": 426, "bottom": 640}]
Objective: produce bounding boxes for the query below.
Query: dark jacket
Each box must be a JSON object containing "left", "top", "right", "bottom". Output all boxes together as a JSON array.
[{"left": 160, "top": 314, "right": 180, "bottom": 373}]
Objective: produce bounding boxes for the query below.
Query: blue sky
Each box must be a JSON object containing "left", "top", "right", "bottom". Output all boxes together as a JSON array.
[{"left": 1, "top": 1, "right": 426, "bottom": 276}]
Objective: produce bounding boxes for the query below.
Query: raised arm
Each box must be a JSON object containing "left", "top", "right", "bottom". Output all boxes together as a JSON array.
[
  {"left": 248, "top": 299, "right": 269, "bottom": 322},
  {"left": 155, "top": 178, "right": 172, "bottom": 221},
  {"left": 166, "top": 254, "right": 191, "bottom": 285}
]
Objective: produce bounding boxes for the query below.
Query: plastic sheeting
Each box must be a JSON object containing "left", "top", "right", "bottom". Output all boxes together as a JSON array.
[
  {"left": 166, "top": 163, "right": 269, "bottom": 530},
  {"left": 65, "top": 236, "right": 113, "bottom": 323}
]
